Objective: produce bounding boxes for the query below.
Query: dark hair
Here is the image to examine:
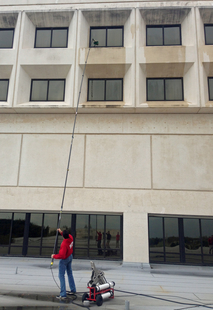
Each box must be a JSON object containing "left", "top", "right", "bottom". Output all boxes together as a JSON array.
[{"left": 63, "top": 230, "right": 69, "bottom": 239}]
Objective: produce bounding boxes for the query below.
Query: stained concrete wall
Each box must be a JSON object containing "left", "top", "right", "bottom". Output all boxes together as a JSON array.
[{"left": 1, "top": 113, "right": 213, "bottom": 263}]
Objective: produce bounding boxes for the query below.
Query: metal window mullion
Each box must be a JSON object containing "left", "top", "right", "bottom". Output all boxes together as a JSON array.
[
  {"left": 162, "top": 26, "right": 165, "bottom": 46},
  {"left": 208, "top": 77, "right": 212, "bottom": 100},
  {"left": 106, "top": 28, "right": 108, "bottom": 47},
  {"left": 104, "top": 79, "right": 107, "bottom": 101},
  {"left": 40, "top": 213, "right": 45, "bottom": 255},
  {"left": 103, "top": 216, "right": 106, "bottom": 257},
  {"left": 8, "top": 212, "right": 14, "bottom": 254},
  {"left": 50, "top": 28, "right": 53, "bottom": 48},
  {"left": 199, "top": 219, "right": 204, "bottom": 264},
  {"left": 87, "top": 215, "right": 90, "bottom": 258},
  {"left": 46, "top": 80, "right": 50, "bottom": 101},
  {"left": 162, "top": 217, "right": 166, "bottom": 262},
  {"left": 164, "top": 79, "right": 166, "bottom": 101}
]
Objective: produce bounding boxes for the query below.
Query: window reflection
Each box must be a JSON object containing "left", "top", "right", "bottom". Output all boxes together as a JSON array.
[
  {"left": 201, "top": 219, "right": 213, "bottom": 264},
  {"left": 0, "top": 212, "right": 12, "bottom": 255},
  {"left": 146, "top": 25, "right": 181, "bottom": 46},
  {"left": 104, "top": 215, "right": 121, "bottom": 259},
  {"left": 90, "top": 215, "right": 104, "bottom": 257},
  {"left": 205, "top": 25, "right": 213, "bottom": 45},
  {"left": 41, "top": 213, "right": 58, "bottom": 249},
  {"left": 149, "top": 217, "right": 164, "bottom": 249},
  {"left": 0, "top": 80, "right": 9, "bottom": 101},
  {"left": 0, "top": 29, "right": 14, "bottom": 48},
  {"left": 28, "top": 213, "right": 42, "bottom": 248},
  {"left": 0, "top": 212, "right": 122, "bottom": 260},
  {"left": 184, "top": 218, "right": 201, "bottom": 254},
  {"left": 75, "top": 214, "right": 89, "bottom": 248},
  {"left": 90, "top": 27, "right": 123, "bottom": 47},
  {"left": 60, "top": 214, "right": 72, "bottom": 234},
  {"left": 164, "top": 217, "right": 180, "bottom": 263}
]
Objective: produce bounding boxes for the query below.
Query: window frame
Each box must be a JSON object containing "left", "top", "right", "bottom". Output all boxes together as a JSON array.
[
  {"left": 146, "top": 77, "right": 184, "bottom": 101},
  {"left": 87, "top": 78, "right": 123, "bottom": 102},
  {"left": 34, "top": 27, "right": 69, "bottom": 48},
  {"left": 146, "top": 24, "right": 182, "bottom": 46},
  {"left": 0, "top": 28, "right": 15, "bottom": 49},
  {"left": 30, "top": 79, "right": 66, "bottom": 102},
  {"left": 204, "top": 24, "right": 213, "bottom": 45},
  {"left": 89, "top": 26, "right": 124, "bottom": 48},
  {"left": 0, "top": 79, "right": 9, "bottom": 101}
]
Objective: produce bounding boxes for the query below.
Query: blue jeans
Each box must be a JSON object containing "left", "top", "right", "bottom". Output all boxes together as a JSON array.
[{"left": 58, "top": 254, "right": 76, "bottom": 297}]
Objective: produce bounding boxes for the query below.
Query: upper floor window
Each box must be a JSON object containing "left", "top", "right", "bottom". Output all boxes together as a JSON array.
[
  {"left": 30, "top": 79, "right": 65, "bottom": 101},
  {"left": 204, "top": 25, "right": 213, "bottom": 45},
  {"left": 146, "top": 25, "right": 181, "bottom": 46},
  {"left": 147, "top": 78, "right": 183, "bottom": 101},
  {"left": 88, "top": 79, "right": 123, "bottom": 101},
  {"left": 0, "top": 79, "right": 9, "bottom": 101},
  {"left": 90, "top": 26, "right": 123, "bottom": 47},
  {"left": 0, "top": 29, "right": 14, "bottom": 48},
  {"left": 34, "top": 28, "right": 68, "bottom": 48},
  {"left": 208, "top": 77, "right": 213, "bottom": 100}
]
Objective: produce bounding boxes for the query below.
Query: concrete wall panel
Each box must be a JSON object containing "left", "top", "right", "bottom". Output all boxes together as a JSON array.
[
  {"left": 0, "top": 134, "right": 22, "bottom": 186},
  {"left": 153, "top": 135, "right": 213, "bottom": 190},
  {"left": 85, "top": 135, "right": 151, "bottom": 188},
  {"left": 19, "top": 134, "right": 84, "bottom": 187}
]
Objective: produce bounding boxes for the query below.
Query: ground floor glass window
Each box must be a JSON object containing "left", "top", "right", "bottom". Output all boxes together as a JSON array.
[
  {"left": 149, "top": 215, "right": 213, "bottom": 265},
  {"left": 0, "top": 212, "right": 122, "bottom": 260}
]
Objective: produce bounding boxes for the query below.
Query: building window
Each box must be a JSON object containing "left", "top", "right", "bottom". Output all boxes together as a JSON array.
[
  {"left": 88, "top": 79, "right": 123, "bottom": 101},
  {"left": 204, "top": 25, "right": 213, "bottom": 45},
  {"left": 208, "top": 77, "right": 213, "bottom": 100},
  {"left": 30, "top": 79, "right": 65, "bottom": 101},
  {"left": 149, "top": 215, "right": 213, "bottom": 265},
  {"left": 0, "top": 212, "right": 123, "bottom": 260},
  {"left": 146, "top": 25, "right": 181, "bottom": 46},
  {"left": 0, "top": 79, "right": 9, "bottom": 101},
  {"left": 147, "top": 78, "right": 183, "bottom": 101},
  {"left": 34, "top": 28, "right": 68, "bottom": 48},
  {"left": 90, "top": 26, "right": 124, "bottom": 47},
  {"left": 0, "top": 29, "right": 14, "bottom": 49}
]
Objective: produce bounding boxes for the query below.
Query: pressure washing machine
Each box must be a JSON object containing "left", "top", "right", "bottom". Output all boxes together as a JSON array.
[{"left": 82, "top": 261, "right": 115, "bottom": 307}]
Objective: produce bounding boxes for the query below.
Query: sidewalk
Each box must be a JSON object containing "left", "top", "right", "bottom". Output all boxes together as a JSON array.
[{"left": 0, "top": 257, "right": 213, "bottom": 309}]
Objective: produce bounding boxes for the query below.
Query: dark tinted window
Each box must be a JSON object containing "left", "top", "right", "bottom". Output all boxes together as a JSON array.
[
  {"left": 147, "top": 25, "right": 181, "bottom": 46},
  {"left": 0, "top": 79, "right": 9, "bottom": 101},
  {"left": 88, "top": 79, "right": 123, "bottom": 101},
  {"left": 147, "top": 78, "right": 183, "bottom": 101},
  {"left": 35, "top": 28, "right": 68, "bottom": 48},
  {"left": 0, "top": 212, "right": 123, "bottom": 260},
  {"left": 205, "top": 25, "right": 213, "bottom": 45},
  {"left": 30, "top": 79, "right": 65, "bottom": 101},
  {"left": 208, "top": 78, "right": 213, "bottom": 100},
  {"left": 90, "top": 26, "right": 123, "bottom": 47},
  {"left": 0, "top": 29, "right": 14, "bottom": 48},
  {"left": 149, "top": 217, "right": 164, "bottom": 249},
  {"left": 164, "top": 217, "right": 180, "bottom": 263}
]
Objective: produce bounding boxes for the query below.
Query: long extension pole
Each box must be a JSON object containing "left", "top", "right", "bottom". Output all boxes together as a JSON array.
[{"left": 50, "top": 47, "right": 91, "bottom": 267}]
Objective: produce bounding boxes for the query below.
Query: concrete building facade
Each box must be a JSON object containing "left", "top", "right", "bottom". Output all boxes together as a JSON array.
[{"left": 1, "top": 0, "right": 213, "bottom": 266}]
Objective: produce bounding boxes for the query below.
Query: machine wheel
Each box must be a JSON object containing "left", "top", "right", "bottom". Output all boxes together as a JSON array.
[
  {"left": 96, "top": 295, "right": 103, "bottom": 307},
  {"left": 82, "top": 292, "right": 89, "bottom": 302}
]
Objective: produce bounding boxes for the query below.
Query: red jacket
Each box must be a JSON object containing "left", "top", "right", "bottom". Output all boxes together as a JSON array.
[{"left": 53, "top": 232, "right": 74, "bottom": 260}]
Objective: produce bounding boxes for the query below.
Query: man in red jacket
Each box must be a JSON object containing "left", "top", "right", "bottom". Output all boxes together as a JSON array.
[{"left": 51, "top": 228, "right": 76, "bottom": 299}]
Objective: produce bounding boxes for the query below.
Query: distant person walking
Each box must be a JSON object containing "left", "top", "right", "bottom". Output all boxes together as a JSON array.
[{"left": 51, "top": 228, "right": 76, "bottom": 300}]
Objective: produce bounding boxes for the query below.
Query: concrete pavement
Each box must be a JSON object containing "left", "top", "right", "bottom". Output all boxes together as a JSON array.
[{"left": 0, "top": 257, "right": 213, "bottom": 309}]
